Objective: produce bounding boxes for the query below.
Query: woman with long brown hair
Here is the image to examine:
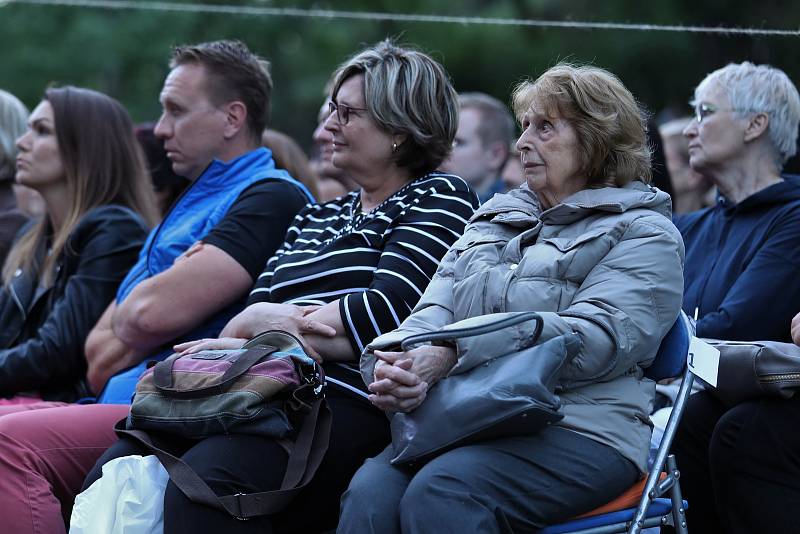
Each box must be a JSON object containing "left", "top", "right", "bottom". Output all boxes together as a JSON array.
[{"left": 0, "top": 86, "right": 157, "bottom": 404}]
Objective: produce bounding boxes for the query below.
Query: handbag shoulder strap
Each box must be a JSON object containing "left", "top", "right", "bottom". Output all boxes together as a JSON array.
[
  {"left": 152, "top": 346, "right": 277, "bottom": 399},
  {"left": 400, "top": 312, "right": 543, "bottom": 351},
  {"left": 117, "top": 398, "right": 332, "bottom": 519}
]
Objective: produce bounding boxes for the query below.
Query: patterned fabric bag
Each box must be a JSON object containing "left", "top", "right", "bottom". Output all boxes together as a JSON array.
[
  {"left": 127, "top": 330, "right": 322, "bottom": 440},
  {"left": 120, "top": 330, "right": 331, "bottom": 518}
]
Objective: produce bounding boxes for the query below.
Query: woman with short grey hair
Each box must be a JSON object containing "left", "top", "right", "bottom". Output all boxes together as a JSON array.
[
  {"left": 671, "top": 62, "right": 800, "bottom": 533},
  {"left": 693, "top": 62, "right": 800, "bottom": 167},
  {"left": 0, "top": 89, "right": 30, "bottom": 265},
  {"left": 677, "top": 62, "right": 800, "bottom": 341}
]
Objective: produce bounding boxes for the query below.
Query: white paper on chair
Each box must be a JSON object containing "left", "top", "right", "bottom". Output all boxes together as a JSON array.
[{"left": 687, "top": 336, "right": 720, "bottom": 387}]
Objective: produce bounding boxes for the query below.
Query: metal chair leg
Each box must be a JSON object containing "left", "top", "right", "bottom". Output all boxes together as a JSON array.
[{"left": 666, "top": 455, "right": 688, "bottom": 534}]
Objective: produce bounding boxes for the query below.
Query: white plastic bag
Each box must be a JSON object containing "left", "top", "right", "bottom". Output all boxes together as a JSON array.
[{"left": 69, "top": 454, "right": 169, "bottom": 534}]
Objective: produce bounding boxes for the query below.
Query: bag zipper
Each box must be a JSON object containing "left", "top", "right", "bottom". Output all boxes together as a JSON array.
[{"left": 761, "top": 373, "right": 800, "bottom": 383}]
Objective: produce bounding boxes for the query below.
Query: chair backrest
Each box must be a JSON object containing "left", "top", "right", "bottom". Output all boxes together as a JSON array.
[{"left": 644, "top": 312, "right": 691, "bottom": 381}]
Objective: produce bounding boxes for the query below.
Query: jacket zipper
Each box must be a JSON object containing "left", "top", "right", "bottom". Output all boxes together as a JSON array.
[
  {"left": 498, "top": 267, "right": 516, "bottom": 313},
  {"left": 479, "top": 271, "right": 491, "bottom": 314}
]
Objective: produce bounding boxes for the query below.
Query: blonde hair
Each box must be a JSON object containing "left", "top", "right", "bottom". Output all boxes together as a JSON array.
[
  {"left": 0, "top": 89, "right": 28, "bottom": 182},
  {"left": 512, "top": 63, "right": 651, "bottom": 187},
  {"left": 331, "top": 39, "right": 458, "bottom": 176},
  {"left": 3, "top": 87, "right": 158, "bottom": 286}
]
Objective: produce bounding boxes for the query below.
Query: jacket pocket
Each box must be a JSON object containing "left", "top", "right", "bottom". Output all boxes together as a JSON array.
[
  {"left": 452, "top": 235, "right": 506, "bottom": 254},
  {"left": 539, "top": 228, "right": 608, "bottom": 252},
  {"left": 538, "top": 228, "right": 613, "bottom": 282}
]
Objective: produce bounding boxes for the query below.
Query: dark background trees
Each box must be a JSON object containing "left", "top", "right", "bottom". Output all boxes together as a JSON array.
[{"left": 1, "top": 0, "right": 797, "bottom": 150}]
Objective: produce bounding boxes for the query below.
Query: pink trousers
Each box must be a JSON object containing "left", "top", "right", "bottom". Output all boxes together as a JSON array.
[{"left": 0, "top": 403, "right": 129, "bottom": 534}]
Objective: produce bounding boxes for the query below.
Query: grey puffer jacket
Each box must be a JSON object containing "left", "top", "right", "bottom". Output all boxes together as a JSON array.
[{"left": 362, "top": 181, "right": 685, "bottom": 473}]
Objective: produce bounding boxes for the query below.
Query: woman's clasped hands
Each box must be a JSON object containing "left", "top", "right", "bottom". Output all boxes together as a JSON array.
[{"left": 368, "top": 344, "right": 457, "bottom": 412}]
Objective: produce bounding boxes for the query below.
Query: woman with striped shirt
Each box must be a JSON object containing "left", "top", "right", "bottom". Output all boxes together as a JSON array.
[
  {"left": 85, "top": 40, "right": 478, "bottom": 533},
  {"left": 233, "top": 172, "right": 477, "bottom": 397}
]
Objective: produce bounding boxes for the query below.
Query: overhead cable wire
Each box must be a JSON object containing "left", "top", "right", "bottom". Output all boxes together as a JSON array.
[{"left": 3, "top": 0, "right": 800, "bottom": 37}]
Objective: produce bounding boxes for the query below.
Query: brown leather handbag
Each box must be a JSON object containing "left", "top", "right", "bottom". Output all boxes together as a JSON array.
[{"left": 706, "top": 339, "right": 800, "bottom": 407}]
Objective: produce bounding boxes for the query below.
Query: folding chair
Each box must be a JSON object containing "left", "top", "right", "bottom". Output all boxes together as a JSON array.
[{"left": 539, "top": 312, "right": 695, "bottom": 534}]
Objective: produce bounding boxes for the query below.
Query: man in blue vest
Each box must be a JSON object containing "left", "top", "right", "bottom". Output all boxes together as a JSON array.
[
  {"left": 0, "top": 40, "right": 319, "bottom": 532},
  {"left": 85, "top": 40, "right": 314, "bottom": 397}
]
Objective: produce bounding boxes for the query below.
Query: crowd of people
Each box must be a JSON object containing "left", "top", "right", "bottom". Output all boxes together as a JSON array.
[{"left": 0, "top": 36, "right": 798, "bottom": 533}]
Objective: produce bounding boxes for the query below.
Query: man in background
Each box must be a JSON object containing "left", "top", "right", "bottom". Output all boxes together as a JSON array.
[{"left": 441, "top": 92, "right": 516, "bottom": 203}]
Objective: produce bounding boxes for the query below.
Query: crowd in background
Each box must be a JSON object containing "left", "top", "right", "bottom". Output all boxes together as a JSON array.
[{"left": 0, "top": 37, "right": 798, "bottom": 533}]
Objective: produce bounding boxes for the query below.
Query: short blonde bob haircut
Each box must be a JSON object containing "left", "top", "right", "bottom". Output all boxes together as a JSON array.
[
  {"left": 330, "top": 39, "right": 458, "bottom": 176},
  {"left": 512, "top": 63, "right": 651, "bottom": 187},
  {"left": 0, "top": 89, "right": 29, "bottom": 182}
]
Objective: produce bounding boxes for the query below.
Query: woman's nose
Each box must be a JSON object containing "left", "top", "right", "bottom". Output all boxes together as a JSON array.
[
  {"left": 313, "top": 121, "right": 332, "bottom": 143},
  {"left": 515, "top": 133, "right": 527, "bottom": 153},
  {"left": 15, "top": 130, "right": 31, "bottom": 151},
  {"left": 323, "top": 111, "right": 339, "bottom": 133}
]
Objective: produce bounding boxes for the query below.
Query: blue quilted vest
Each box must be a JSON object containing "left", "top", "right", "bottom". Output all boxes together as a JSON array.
[{"left": 98, "top": 148, "right": 313, "bottom": 404}]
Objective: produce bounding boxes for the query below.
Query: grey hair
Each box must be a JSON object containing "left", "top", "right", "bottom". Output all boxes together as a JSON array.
[
  {"left": 694, "top": 62, "right": 800, "bottom": 167},
  {"left": 458, "top": 92, "right": 516, "bottom": 150},
  {"left": 0, "top": 89, "right": 29, "bottom": 182},
  {"left": 331, "top": 39, "right": 458, "bottom": 176}
]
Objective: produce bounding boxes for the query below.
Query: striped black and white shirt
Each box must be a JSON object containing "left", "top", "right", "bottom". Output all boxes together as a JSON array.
[{"left": 247, "top": 172, "right": 478, "bottom": 396}]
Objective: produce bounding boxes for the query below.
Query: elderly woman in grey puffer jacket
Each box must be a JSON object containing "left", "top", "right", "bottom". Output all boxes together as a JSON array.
[{"left": 338, "top": 64, "right": 685, "bottom": 533}]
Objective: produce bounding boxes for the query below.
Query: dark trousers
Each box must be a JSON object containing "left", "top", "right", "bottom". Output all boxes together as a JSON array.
[
  {"left": 338, "top": 426, "right": 639, "bottom": 533},
  {"left": 669, "top": 390, "right": 800, "bottom": 533},
  {"left": 83, "top": 386, "right": 390, "bottom": 533}
]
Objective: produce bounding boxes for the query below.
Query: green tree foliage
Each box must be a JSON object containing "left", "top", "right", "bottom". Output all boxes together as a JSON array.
[{"left": 1, "top": 0, "right": 797, "bottom": 150}]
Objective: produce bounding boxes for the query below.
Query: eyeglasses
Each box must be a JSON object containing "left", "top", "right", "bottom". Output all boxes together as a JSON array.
[
  {"left": 328, "top": 101, "right": 368, "bottom": 126},
  {"left": 693, "top": 102, "right": 755, "bottom": 124}
]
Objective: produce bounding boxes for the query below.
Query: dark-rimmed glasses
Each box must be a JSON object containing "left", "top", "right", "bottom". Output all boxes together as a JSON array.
[{"left": 329, "top": 101, "right": 368, "bottom": 126}]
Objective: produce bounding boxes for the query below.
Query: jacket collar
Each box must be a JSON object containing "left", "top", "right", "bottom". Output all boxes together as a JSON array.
[
  {"left": 195, "top": 147, "right": 276, "bottom": 189},
  {"left": 469, "top": 186, "right": 541, "bottom": 229},
  {"left": 470, "top": 181, "right": 672, "bottom": 228},
  {"left": 541, "top": 180, "right": 673, "bottom": 225}
]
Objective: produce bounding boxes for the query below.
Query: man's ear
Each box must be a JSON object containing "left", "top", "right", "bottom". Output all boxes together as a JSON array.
[
  {"left": 486, "top": 141, "right": 510, "bottom": 172},
  {"left": 222, "top": 101, "right": 248, "bottom": 139},
  {"left": 744, "top": 112, "right": 769, "bottom": 143}
]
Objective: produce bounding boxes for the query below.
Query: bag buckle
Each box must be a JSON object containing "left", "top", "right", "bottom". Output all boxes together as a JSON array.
[{"left": 233, "top": 493, "right": 250, "bottom": 521}]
